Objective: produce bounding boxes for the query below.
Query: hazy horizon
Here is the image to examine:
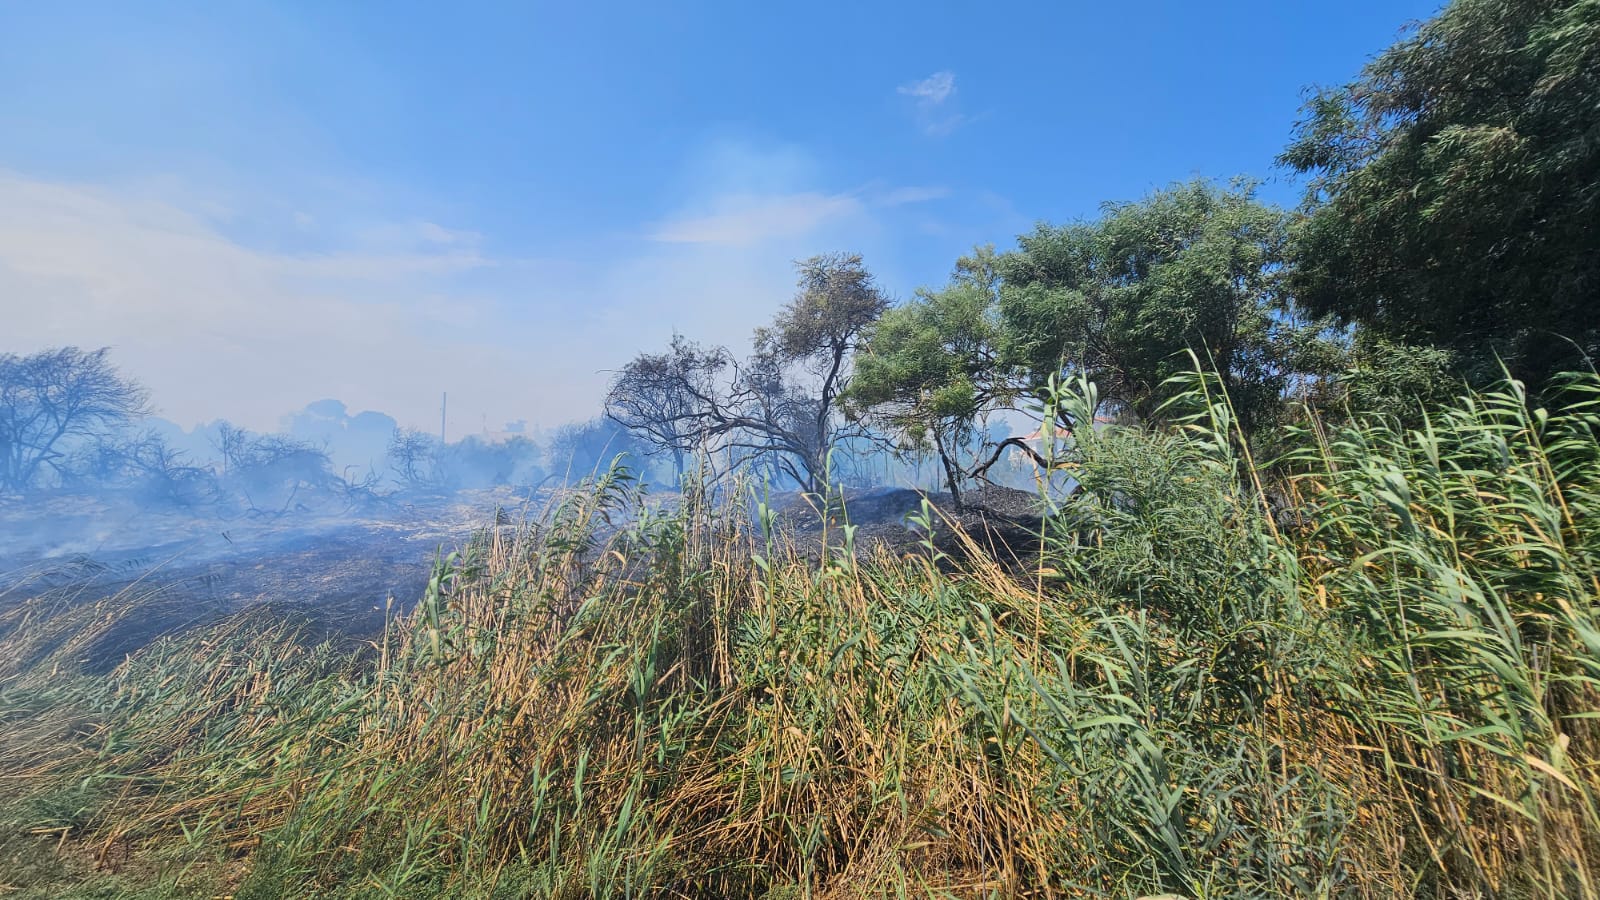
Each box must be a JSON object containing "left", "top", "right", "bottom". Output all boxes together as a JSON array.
[{"left": 1, "top": 0, "right": 1441, "bottom": 433}]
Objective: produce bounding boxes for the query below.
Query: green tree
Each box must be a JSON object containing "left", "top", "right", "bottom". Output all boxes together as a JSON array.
[
  {"left": 847, "top": 246, "right": 1016, "bottom": 505},
  {"left": 1281, "top": 0, "right": 1600, "bottom": 382},
  {"left": 996, "top": 180, "right": 1322, "bottom": 433},
  {"left": 1338, "top": 333, "right": 1462, "bottom": 427}
]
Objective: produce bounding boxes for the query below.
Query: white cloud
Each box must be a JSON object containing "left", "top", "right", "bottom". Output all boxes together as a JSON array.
[
  {"left": 648, "top": 191, "right": 864, "bottom": 245},
  {"left": 351, "top": 219, "right": 483, "bottom": 251},
  {"left": 647, "top": 171, "right": 948, "bottom": 248},
  {"left": 899, "top": 71, "right": 956, "bottom": 104},
  {"left": 897, "top": 71, "right": 969, "bottom": 137}
]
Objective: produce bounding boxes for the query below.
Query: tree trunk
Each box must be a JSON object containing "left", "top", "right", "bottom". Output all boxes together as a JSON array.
[{"left": 933, "top": 426, "right": 963, "bottom": 509}]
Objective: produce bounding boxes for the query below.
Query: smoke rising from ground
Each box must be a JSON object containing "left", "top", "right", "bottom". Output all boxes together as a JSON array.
[{"left": 0, "top": 341, "right": 1041, "bottom": 666}]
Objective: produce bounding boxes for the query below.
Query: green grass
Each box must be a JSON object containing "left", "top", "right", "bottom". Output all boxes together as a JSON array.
[{"left": 2, "top": 371, "right": 1599, "bottom": 898}]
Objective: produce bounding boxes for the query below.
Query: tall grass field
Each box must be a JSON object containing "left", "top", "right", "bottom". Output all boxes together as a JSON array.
[{"left": 3, "top": 373, "right": 1599, "bottom": 898}]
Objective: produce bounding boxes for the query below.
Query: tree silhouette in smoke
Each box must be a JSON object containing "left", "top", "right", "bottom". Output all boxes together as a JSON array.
[{"left": 0, "top": 347, "right": 149, "bottom": 492}]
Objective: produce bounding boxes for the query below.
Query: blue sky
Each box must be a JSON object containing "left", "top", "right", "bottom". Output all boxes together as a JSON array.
[{"left": 0, "top": 0, "right": 1441, "bottom": 434}]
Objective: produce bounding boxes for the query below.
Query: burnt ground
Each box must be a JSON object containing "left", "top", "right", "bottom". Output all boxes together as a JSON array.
[
  {"left": 0, "top": 488, "right": 537, "bottom": 659},
  {"left": 0, "top": 483, "right": 1048, "bottom": 670},
  {"left": 769, "top": 483, "right": 1048, "bottom": 568}
]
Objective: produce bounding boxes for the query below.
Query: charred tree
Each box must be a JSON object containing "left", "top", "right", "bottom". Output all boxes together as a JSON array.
[{"left": 0, "top": 347, "right": 149, "bottom": 492}]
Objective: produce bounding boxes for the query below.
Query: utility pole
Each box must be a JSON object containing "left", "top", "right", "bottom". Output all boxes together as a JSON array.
[{"left": 440, "top": 392, "right": 447, "bottom": 445}]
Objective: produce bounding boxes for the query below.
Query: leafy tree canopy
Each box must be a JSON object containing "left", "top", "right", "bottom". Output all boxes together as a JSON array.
[
  {"left": 847, "top": 246, "right": 1014, "bottom": 501},
  {"left": 995, "top": 179, "right": 1325, "bottom": 430},
  {"left": 1282, "top": 0, "right": 1600, "bottom": 381}
]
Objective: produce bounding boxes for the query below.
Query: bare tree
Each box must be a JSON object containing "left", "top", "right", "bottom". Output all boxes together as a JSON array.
[
  {"left": 755, "top": 252, "right": 891, "bottom": 490},
  {"left": 66, "top": 429, "right": 214, "bottom": 505},
  {"left": 386, "top": 426, "right": 441, "bottom": 489},
  {"left": 604, "top": 334, "right": 728, "bottom": 481},
  {"left": 0, "top": 347, "right": 149, "bottom": 492},
  {"left": 211, "top": 424, "right": 337, "bottom": 515},
  {"left": 605, "top": 253, "right": 889, "bottom": 494}
]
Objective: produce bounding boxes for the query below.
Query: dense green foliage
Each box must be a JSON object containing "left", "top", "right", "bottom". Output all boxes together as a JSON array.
[
  {"left": 845, "top": 246, "right": 1013, "bottom": 501},
  {"left": 995, "top": 180, "right": 1330, "bottom": 430},
  {"left": 848, "top": 181, "right": 1339, "bottom": 496},
  {"left": 1282, "top": 0, "right": 1600, "bottom": 380},
  {"left": 615, "top": 0, "right": 1599, "bottom": 499}
]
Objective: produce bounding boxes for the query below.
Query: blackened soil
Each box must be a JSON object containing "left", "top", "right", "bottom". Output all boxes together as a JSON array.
[
  {"left": 771, "top": 483, "right": 1047, "bottom": 569},
  {"left": 0, "top": 489, "right": 530, "bottom": 665},
  {"left": 0, "top": 483, "right": 1050, "bottom": 670}
]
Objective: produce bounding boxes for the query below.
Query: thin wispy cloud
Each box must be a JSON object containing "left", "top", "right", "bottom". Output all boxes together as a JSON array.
[
  {"left": 647, "top": 185, "right": 949, "bottom": 246},
  {"left": 648, "top": 192, "right": 864, "bottom": 245},
  {"left": 897, "top": 70, "right": 968, "bottom": 136},
  {"left": 875, "top": 185, "right": 951, "bottom": 206},
  {"left": 649, "top": 139, "right": 947, "bottom": 245},
  {"left": 0, "top": 171, "right": 517, "bottom": 432},
  {"left": 898, "top": 71, "right": 956, "bottom": 105}
]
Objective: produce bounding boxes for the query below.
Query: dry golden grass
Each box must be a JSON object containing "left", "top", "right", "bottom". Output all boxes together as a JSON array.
[{"left": 1, "top": 373, "right": 1598, "bottom": 898}]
